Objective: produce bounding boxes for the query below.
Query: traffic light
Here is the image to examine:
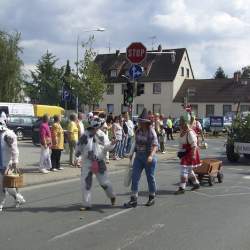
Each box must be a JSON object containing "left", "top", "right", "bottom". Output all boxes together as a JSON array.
[
  {"left": 136, "top": 82, "right": 144, "bottom": 96},
  {"left": 123, "top": 81, "right": 134, "bottom": 106}
]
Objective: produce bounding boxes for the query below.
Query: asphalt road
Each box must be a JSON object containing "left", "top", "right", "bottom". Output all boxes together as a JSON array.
[{"left": 1, "top": 138, "right": 250, "bottom": 250}]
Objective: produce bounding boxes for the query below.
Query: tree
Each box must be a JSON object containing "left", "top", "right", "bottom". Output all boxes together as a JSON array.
[
  {"left": 214, "top": 66, "right": 227, "bottom": 79},
  {"left": 77, "top": 36, "right": 106, "bottom": 111},
  {"left": 26, "top": 51, "right": 63, "bottom": 105},
  {"left": 0, "top": 30, "right": 23, "bottom": 102},
  {"left": 241, "top": 66, "right": 250, "bottom": 78}
]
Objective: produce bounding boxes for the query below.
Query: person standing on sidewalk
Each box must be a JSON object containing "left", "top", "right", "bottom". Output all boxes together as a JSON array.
[
  {"left": 112, "top": 116, "right": 123, "bottom": 160},
  {"left": 39, "top": 114, "right": 52, "bottom": 174},
  {"left": 166, "top": 115, "right": 174, "bottom": 140},
  {"left": 75, "top": 116, "right": 116, "bottom": 210},
  {"left": 51, "top": 115, "right": 64, "bottom": 171},
  {"left": 124, "top": 108, "right": 158, "bottom": 208},
  {"left": 77, "top": 112, "right": 85, "bottom": 138},
  {"left": 123, "top": 112, "right": 134, "bottom": 155},
  {"left": 175, "top": 113, "right": 200, "bottom": 194},
  {"left": 67, "top": 114, "right": 79, "bottom": 166},
  {"left": 0, "top": 118, "right": 25, "bottom": 211}
]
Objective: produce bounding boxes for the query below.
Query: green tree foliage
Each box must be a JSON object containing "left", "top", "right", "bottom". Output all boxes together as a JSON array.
[
  {"left": 26, "top": 51, "right": 63, "bottom": 105},
  {"left": 241, "top": 66, "right": 250, "bottom": 78},
  {"left": 0, "top": 31, "right": 23, "bottom": 102},
  {"left": 77, "top": 36, "right": 106, "bottom": 110},
  {"left": 214, "top": 66, "right": 227, "bottom": 79}
]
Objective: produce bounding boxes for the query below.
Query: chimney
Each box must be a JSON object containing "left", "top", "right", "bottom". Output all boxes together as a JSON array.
[
  {"left": 234, "top": 71, "right": 241, "bottom": 83},
  {"left": 115, "top": 50, "right": 120, "bottom": 56}
]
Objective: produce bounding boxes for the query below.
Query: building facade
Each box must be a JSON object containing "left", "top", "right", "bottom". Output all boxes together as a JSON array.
[
  {"left": 95, "top": 48, "right": 193, "bottom": 116},
  {"left": 173, "top": 77, "right": 250, "bottom": 118}
]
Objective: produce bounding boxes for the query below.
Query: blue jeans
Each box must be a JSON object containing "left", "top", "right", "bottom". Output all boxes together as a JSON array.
[
  {"left": 121, "top": 136, "right": 128, "bottom": 157},
  {"left": 131, "top": 152, "right": 157, "bottom": 195},
  {"left": 126, "top": 136, "right": 133, "bottom": 154},
  {"left": 114, "top": 140, "right": 122, "bottom": 158}
]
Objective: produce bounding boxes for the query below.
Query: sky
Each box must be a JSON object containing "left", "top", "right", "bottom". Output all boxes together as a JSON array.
[{"left": 1, "top": 0, "right": 250, "bottom": 78}]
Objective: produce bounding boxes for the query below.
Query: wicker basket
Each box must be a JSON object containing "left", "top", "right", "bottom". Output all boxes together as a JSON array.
[{"left": 3, "top": 169, "right": 24, "bottom": 188}]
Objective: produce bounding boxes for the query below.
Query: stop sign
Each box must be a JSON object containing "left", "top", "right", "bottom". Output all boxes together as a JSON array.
[{"left": 126, "top": 42, "right": 147, "bottom": 64}]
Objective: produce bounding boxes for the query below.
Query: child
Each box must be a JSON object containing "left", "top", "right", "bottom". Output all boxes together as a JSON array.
[{"left": 159, "top": 125, "right": 166, "bottom": 154}]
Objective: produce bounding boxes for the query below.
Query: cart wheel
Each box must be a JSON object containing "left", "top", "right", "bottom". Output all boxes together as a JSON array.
[
  {"left": 208, "top": 176, "right": 215, "bottom": 186},
  {"left": 197, "top": 174, "right": 203, "bottom": 182},
  {"left": 188, "top": 178, "right": 193, "bottom": 186},
  {"left": 217, "top": 173, "right": 224, "bottom": 183}
]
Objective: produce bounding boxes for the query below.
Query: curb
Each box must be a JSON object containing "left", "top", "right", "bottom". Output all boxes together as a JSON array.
[{"left": 22, "top": 150, "right": 178, "bottom": 187}]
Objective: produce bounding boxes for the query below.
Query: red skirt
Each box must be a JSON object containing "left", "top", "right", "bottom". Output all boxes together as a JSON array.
[{"left": 180, "top": 144, "right": 200, "bottom": 166}]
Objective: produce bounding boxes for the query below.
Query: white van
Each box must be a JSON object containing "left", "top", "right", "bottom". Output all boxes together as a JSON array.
[{"left": 0, "top": 102, "right": 35, "bottom": 117}]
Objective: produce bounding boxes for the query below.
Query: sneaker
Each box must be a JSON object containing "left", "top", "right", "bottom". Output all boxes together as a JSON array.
[
  {"left": 145, "top": 195, "right": 155, "bottom": 207},
  {"left": 58, "top": 167, "right": 64, "bottom": 170},
  {"left": 40, "top": 169, "right": 50, "bottom": 174},
  {"left": 175, "top": 187, "right": 185, "bottom": 195},
  {"left": 110, "top": 197, "right": 116, "bottom": 206},
  {"left": 191, "top": 184, "right": 200, "bottom": 191},
  {"left": 124, "top": 196, "right": 137, "bottom": 208},
  {"left": 16, "top": 194, "right": 26, "bottom": 208},
  {"left": 0, "top": 205, "right": 3, "bottom": 212},
  {"left": 79, "top": 207, "right": 91, "bottom": 211},
  {"left": 51, "top": 168, "right": 58, "bottom": 172},
  {"left": 161, "top": 151, "right": 166, "bottom": 154}
]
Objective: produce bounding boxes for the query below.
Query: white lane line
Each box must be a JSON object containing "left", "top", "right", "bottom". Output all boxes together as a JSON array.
[
  {"left": 48, "top": 208, "right": 133, "bottom": 242},
  {"left": 23, "top": 169, "right": 126, "bottom": 191},
  {"left": 116, "top": 224, "right": 165, "bottom": 250},
  {"left": 214, "top": 192, "right": 250, "bottom": 197},
  {"left": 191, "top": 191, "right": 213, "bottom": 198},
  {"left": 228, "top": 168, "right": 245, "bottom": 171}
]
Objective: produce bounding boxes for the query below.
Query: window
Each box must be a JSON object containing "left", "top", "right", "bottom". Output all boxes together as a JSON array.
[
  {"left": 223, "top": 105, "right": 232, "bottom": 116},
  {"left": 106, "top": 84, "right": 114, "bottom": 95},
  {"left": 136, "top": 104, "right": 144, "bottom": 115},
  {"left": 181, "top": 67, "right": 184, "bottom": 76},
  {"left": 206, "top": 105, "right": 214, "bottom": 116},
  {"left": 153, "top": 83, "right": 161, "bottom": 94},
  {"left": 107, "top": 104, "right": 114, "bottom": 113},
  {"left": 110, "top": 70, "right": 117, "bottom": 78},
  {"left": 153, "top": 104, "right": 161, "bottom": 114},
  {"left": 186, "top": 68, "right": 190, "bottom": 78},
  {"left": 240, "top": 105, "right": 250, "bottom": 112}
]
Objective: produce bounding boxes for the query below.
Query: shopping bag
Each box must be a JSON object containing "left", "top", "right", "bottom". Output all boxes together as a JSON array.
[
  {"left": 124, "top": 160, "right": 133, "bottom": 187},
  {"left": 200, "top": 141, "right": 208, "bottom": 149}
]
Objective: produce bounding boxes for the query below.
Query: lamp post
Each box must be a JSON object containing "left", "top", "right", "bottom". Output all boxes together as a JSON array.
[
  {"left": 76, "top": 27, "right": 106, "bottom": 77},
  {"left": 74, "top": 27, "right": 106, "bottom": 113}
]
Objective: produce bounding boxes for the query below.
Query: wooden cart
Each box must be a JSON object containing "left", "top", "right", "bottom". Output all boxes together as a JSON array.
[{"left": 193, "top": 159, "right": 223, "bottom": 186}]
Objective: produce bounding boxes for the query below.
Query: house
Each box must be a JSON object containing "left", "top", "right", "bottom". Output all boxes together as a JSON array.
[
  {"left": 95, "top": 47, "right": 194, "bottom": 116},
  {"left": 173, "top": 74, "right": 250, "bottom": 118}
]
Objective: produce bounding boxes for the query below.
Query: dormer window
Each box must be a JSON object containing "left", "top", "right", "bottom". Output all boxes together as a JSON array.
[{"left": 110, "top": 69, "right": 117, "bottom": 78}]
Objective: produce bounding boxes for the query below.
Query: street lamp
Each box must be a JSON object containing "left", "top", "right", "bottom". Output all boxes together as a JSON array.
[
  {"left": 74, "top": 27, "right": 106, "bottom": 113},
  {"left": 76, "top": 27, "right": 106, "bottom": 76}
]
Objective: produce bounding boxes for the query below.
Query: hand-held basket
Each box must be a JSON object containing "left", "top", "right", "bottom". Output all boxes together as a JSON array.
[{"left": 3, "top": 168, "right": 24, "bottom": 188}]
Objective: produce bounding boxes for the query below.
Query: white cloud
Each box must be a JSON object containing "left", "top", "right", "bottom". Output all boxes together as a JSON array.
[{"left": 1, "top": 0, "right": 250, "bottom": 78}]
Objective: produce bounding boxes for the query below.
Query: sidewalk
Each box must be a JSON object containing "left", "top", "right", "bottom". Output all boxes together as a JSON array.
[{"left": 22, "top": 147, "right": 177, "bottom": 187}]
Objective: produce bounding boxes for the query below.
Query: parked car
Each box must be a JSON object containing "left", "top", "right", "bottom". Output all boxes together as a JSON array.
[{"left": 7, "top": 115, "right": 38, "bottom": 140}]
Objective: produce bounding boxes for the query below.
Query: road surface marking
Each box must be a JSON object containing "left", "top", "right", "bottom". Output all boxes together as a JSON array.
[
  {"left": 22, "top": 169, "right": 126, "bottom": 191},
  {"left": 192, "top": 191, "right": 213, "bottom": 198},
  {"left": 243, "top": 176, "right": 250, "bottom": 179},
  {"left": 214, "top": 192, "right": 250, "bottom": 197},
  {"left": 48, "top": 208, "right": 133, "bottom": 242},
  {"left": 116, "top": 224, "right": 165, "bottom": 250},
  {"left": 228, "top": 168, "right": 244, "bottom": 171}
]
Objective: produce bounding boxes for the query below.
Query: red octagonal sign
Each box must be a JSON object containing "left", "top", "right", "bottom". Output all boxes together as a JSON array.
[{"left": 126, "top": 42, "right": 147, "bottom": 64}]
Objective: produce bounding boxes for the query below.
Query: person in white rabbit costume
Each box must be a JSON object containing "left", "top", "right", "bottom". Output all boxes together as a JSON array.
[
  {"left": 0, "top": 118, "right": 25, "bottom": 212},
  {"left": 75, "top": 116, "right": 116, "bottom": 210}
]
